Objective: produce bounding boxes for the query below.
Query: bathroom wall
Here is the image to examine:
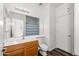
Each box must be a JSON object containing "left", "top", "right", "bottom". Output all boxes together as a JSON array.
[
  {"left": 74, "top": 3, "right": 79, "bottom": 55},
  {"left": 42, "top": 4, "right": 50, "bottom": 49},
  {"left": 49, "top": 4, "right": 56, "bottom": 51},
  {"left": 43, "top": 4, "right": 56, "bottom": 51},
  {"left": 0, "top": 3, "right": 4, "bottom": 56}
]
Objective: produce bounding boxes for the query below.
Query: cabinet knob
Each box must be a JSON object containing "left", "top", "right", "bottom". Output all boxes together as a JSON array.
[{"left": 2, "top": 48, "right": 7, "bottom": 52}]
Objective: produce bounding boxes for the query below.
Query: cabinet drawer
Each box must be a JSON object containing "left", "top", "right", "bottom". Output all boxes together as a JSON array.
[
  {"left": 4, "top": 43, "right": 24, "bottom": 53},
  {"left": 4, "top": 49, "right": 24, "bottom": 56}
]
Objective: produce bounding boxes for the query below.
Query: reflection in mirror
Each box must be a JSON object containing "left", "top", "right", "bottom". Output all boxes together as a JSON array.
[
  {"left": 24, "top": 16, "right": 39, "bottom": 36},
  {"left": 4, "top": 10, "right": 25, "bottom": 39},
  {"left": 4, "top": 9, "right": 39, "bottom": 40}
]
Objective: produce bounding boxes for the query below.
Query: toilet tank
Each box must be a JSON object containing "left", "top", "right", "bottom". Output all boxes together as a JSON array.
[{"left": 36, "top": 35, "right": 48, "bottom": 46}]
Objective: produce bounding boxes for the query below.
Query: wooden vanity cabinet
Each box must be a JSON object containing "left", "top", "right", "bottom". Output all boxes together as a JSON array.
[{"left": 3, "top": 40, "right": 38, "bottom": 56}]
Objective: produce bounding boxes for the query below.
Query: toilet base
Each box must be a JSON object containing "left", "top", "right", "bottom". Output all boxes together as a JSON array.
[{"left": 40, "top": 51, "right": 47, "bottom": 56}]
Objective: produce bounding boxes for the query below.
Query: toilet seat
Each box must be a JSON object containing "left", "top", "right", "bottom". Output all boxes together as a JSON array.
[{"left": 40, "top": 44, "right": 48, "bottom": 51}]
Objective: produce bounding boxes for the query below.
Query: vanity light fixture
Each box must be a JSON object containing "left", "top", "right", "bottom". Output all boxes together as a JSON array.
[{"left": 15, "top": 7, "right": 30, "bottom": 13}]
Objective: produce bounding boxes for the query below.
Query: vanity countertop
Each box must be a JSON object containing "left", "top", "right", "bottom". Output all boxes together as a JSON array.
[
  {"left": 4, "top": 35, "right": 46, "bottom": 47},
  {"left": 4, "top": 39, "right": 38, "bottom": 47}
]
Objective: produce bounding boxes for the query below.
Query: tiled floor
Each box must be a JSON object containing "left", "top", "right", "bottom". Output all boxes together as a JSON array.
[{"left": 38, "top": 48, "right": 74, "bottom": 56}]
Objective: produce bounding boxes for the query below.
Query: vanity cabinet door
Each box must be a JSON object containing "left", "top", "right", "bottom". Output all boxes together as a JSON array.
[
  {"left": 24, "top": 46, "right": 38, "bottom": 56},
  {"left": 24, "top": 40, "right": 38, "bottom": 56}
]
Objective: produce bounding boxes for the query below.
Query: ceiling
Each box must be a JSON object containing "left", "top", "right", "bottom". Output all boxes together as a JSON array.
[{"left": 53, "top": 3, "right": 64, "bottom": 7}]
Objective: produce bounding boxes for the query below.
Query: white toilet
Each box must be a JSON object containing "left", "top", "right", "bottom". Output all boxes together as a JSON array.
[
  {"left": 39, "top": 44, "right": 48, "bottom": 56},
  {"left": 36, "top": 35, "right": 48, "bottom": 56}
]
